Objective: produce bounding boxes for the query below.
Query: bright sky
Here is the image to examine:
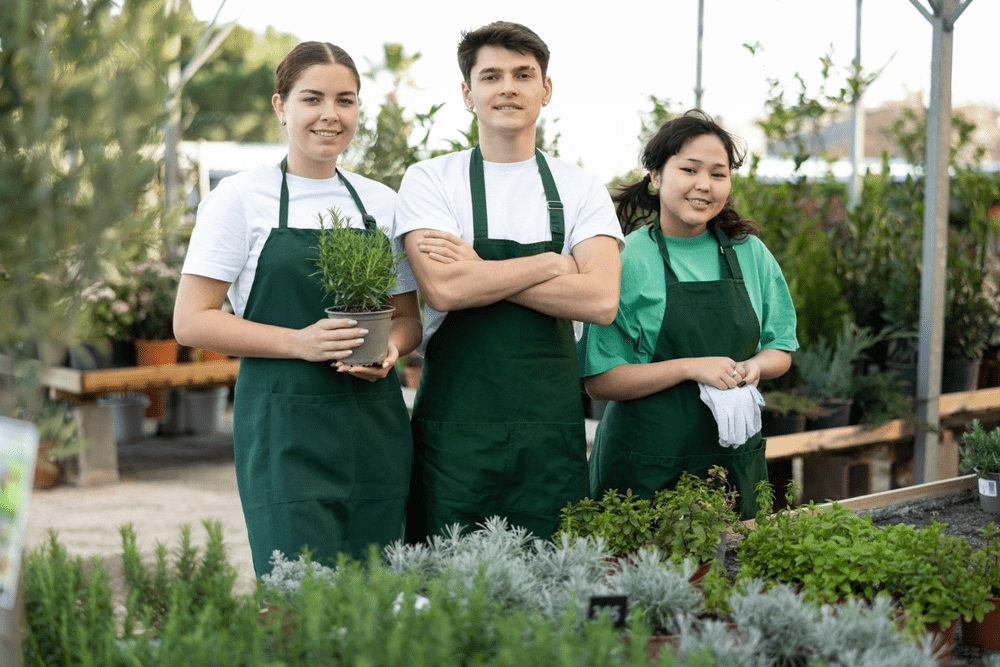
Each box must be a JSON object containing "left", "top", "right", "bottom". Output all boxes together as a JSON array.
[{"left": 189, "top": 0, "right": 998, "bottom": 182}]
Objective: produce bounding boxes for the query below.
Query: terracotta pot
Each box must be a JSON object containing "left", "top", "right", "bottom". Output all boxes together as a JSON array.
[
  {"left": 687, "top": 560, "right": 713, "bottom": 588},
  {"left": 324, "top": 307, "right": 394, "bottom": 366},
  {"left": 189, "top": 347, "right": 230, "bottom": 362},
  {"left": 960, "top": 595, "right": 1000, "bottom": 649},
  {"left": 134, "top": 338, "right": 178, "bottom": 418},
  {"left": 403, "top": 364, "right": 422, "bottom": 389},
  {"left": 32, "top": 442, "right": 60, "bottom": 489},
  {"left": 923, "top": 618, "right": 957, "bottom": 667}
]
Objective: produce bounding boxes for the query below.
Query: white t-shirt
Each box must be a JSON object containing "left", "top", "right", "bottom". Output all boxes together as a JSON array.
[
  {"left": 394, "top": 149, "right": 625, "bottom": 353},
  {"left": 183, "top": 163, "right": 416, "bottom": 319}
]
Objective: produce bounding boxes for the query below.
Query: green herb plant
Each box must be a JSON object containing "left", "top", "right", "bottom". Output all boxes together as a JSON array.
[
  {"left": 959, "top": 419, "right": 1000, "bottom": 475},
  {"left": 737, "top": 479, "right": 893, "bottom": 604},
  {"left": 558, "top": 488, "right": 655, "bottom": 556},
  {"left": 760, "top": 390, "right": 823, "bottom": 418},
  {"left": 882, "top": 520, "right": 993, "bottom": 629},
  {"left": 312, "top": 207, "right": 399, "bottom": 313},
  {"left": 558, "top": 467, "right": 740, "bottom": 563},
  {"left": 649, "top": 467, "right": 741, "bottom": 566},
  {"left": 973, "top": 523, "right": 1000, "bottom": 600}
]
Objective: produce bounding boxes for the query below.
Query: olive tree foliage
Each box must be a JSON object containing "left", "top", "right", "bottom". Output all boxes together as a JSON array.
[
  {"left": 0, "top": 0, "right": 173, "bottom": 390},
  {"left": 182, "top": 21, "right": 299, "bottom": 143}
]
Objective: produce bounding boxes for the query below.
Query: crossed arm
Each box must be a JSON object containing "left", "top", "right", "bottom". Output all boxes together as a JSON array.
[
  {"left": 584, "top": 348, "right": 793, "bottom": 401},
  {"left": 403, "top": 229, "right": 621, "bottom": 325},
  {"left": 173, "top": 274, "right": 422, "bottom": 381}
]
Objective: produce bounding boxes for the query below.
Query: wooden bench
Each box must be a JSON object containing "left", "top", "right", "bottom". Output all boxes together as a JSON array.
[
  {"left": 763, "top": 387, "right": 1000, "bottom": 502},
  {"left": 10, "top": 357, "right": 241, "bottom": 486},
  {"left": 16, "top": 350, "right": 1000, "bottom": 493}
]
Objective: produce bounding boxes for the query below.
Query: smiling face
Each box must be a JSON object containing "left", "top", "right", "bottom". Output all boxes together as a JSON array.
[
  {"left": 461, "top": 45, "right": 551, "bottom": 147},
  {"left": 651, "top": 133, "right": 732, "bottom": 238},
  {"left": 271, "top": 63, "right": 359, "bottom": 179}
]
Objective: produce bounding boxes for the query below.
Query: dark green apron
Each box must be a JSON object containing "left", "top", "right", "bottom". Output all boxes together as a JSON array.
[
  {"left": 233, "top": 159, "right": 412, "bottom": 576},
  {"left": 406, "top": 146, "right": 588, "bottom": 542},
  {"left": 588, "top": 223, "right": 767, "bottom": 519}
]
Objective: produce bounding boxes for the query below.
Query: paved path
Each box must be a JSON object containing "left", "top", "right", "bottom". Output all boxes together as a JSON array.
[{"left": 24, "top": 412, "right": 257, "bottom": 594}]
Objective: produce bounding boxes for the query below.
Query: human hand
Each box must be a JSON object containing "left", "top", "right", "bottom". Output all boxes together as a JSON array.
[
  {"left": 335, "top": 342, "right": 401, "bottom": 382},
  {"left": 417, "top": 230, "right": 480, "bottom": 263},
  {"left": 290, "top": 317, "right": 368, "bottom": 363},
  {"left": 688, "top": 357, "right": 743, "bottom": 391},
  {"left": 553, "top": 252, "right": 579, "bottom": 276},
  {"left": 735, "top": 358, "right": 761, "bottom": 387}
]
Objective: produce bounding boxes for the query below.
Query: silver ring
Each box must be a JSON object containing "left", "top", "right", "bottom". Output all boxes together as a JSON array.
[{"left": 731, "top": 370, "right": 738, "bottom": 378}]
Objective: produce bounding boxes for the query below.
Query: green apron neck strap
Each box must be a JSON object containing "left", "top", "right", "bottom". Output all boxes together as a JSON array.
[
  {"left": 279, "top": 156, "right": 376, "bottom": 231},
  {"left": 469, "top": 145, "right": 564, "bottom": 244},
  {"left": 651, "top": 220, "right": 744, "bottom": 283},
  {"left": 650, "top": 219, "right": 680, "bottom": 286},
  {"left": 712, "top": 225, "right": 743, "bottom": 280}
]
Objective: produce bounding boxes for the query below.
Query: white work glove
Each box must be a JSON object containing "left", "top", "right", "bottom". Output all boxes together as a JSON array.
[{"left": 697, "top": 383, "right": 765, "bottom": 448}]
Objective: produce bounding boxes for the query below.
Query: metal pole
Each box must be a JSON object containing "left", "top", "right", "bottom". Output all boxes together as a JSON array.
[
  {"left": 164, "top": 0, "right": 182, "bottom": 218},
  {"left": 848, "top": 0, "right": 865, "bottom": 210},
  {"left": 695, "top": 0, "right": 704, "bottom": 109},
  {"left": 913, "top": 0, "right": 958, "bottom": 484}
]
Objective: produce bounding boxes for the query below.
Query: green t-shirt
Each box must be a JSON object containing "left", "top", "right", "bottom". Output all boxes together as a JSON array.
[{"left": 579, "top": 225, "right": 799, "bottom": 377}]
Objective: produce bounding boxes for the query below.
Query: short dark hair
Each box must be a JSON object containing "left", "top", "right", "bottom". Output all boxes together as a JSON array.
[
  {"left": 275, "top": 41, "right": 361, "bottom": 101},
  {"left": 457, "top": 21, "right": 550, "bottom": 85}
]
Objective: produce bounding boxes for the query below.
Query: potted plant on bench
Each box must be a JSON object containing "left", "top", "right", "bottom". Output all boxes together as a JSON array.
[{"left": 958, "top": 419, "right": 1000, "bottom": 513}]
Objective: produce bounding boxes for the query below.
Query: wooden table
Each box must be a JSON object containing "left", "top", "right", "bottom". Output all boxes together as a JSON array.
[{"left": 35, "top": 359, "right": 240, "bottom": 486}]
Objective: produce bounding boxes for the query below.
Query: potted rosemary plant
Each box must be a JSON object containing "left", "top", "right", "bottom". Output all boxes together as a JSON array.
[
  {"left": 958, "top": 419, "right": 1000, "bottom": 513},
  {"left": 312, "top": 207, "right": 399, "bottom": 366}
]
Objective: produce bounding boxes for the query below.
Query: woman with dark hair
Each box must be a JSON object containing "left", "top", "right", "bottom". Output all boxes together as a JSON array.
[
  {"left": 579, "top": 110, "right": 797, "bottom": 518},
  {"left": 174, "top": 42, "right": 421, "bottom": 575}
]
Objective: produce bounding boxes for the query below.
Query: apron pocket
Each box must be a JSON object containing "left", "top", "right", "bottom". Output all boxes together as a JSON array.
[
  {"left": 503, "top": 422, "right": 588, "bottom": 517},
  {"left": 269, "top": 391, "right": 411, "bottom": 504},
  {"left": 622, "top": 450, "right": 718, "bottom": 499},
  {"left": 415, "top": 420, "right": 511, "bottom": 515}
]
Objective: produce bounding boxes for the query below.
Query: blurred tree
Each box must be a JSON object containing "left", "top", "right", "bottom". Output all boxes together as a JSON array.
[
  {"left": 181, "top": 21, "right": 299, "bottom": 143},
  {"left": 344, "top": 43, "right": 442, "bottom": 191},
  {"left": 0, "top": 0, "right": 172, "bottom": 379}
]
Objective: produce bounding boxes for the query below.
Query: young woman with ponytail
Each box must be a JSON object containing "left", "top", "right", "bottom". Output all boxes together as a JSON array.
[{"left": 578, "top": 110, "right": 798, "bottom": 518}]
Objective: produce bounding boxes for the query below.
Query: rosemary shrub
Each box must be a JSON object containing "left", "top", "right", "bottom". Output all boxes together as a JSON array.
[
  {"left": 312, "top": 207, "right": 399, "bottom": 313},
  {"left": 959, "top": 418, "right": 1000, "bottom": 475}
]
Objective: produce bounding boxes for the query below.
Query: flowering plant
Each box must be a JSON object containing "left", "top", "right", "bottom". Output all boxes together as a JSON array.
[{"left": 83, "top": 256, "right": 179, "bottom": 341}]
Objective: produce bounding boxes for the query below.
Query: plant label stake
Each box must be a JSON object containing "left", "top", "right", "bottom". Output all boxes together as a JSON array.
[{"left": 587, "top": 595, "right": 628, "bottom": 628}]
